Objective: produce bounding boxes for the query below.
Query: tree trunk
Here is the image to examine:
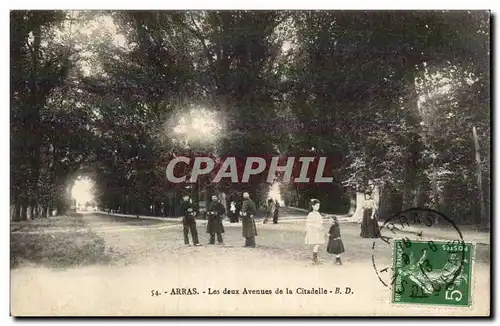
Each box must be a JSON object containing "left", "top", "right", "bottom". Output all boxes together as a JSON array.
[
  {"left": 175, "top": 190, "right": 181, "bottom": 216},
  {"left": 351, "top": 183, "right": 381, "bottom": 222},
  {"left": 430, "top": 161, "right": 440, "bottom": 208},
  {"left": 402, "top": 70, "right": 424, "bottom": 210},
  {"left": 348, "top": 191, "right": 356, "bottom": 215},
  {"left": 412, "top": 178, "right": 426, "bottom": 208},
  {"left": 294, "top": 185, "right": 300, "bottom": 208},
  {"left": 30, "top": 204, "right": 36, "bottom": 219},
  {"left": 401, "top": 187, "right": 408, "bottom": 210},
  {"left": 220, "top": 192, "right": 228, "bottom": 215},
  {"left": 56, "top": 200, "right": 63, "bottom": 216},
  {"left": 473, "top": 126, "right": 486, "bottom": 226},
  {"left": 27, "top": 24, "right": 42, "bottom": 218},
  {"left": 163, "top": 200, "right": 168, "bottom": 217},
  {"left": 429, "top": 159, "right": 442, "bottom": 224},
  {"left": 122, "top": 197, "right": 127, "bottom": 214},
  {"left": 14, "top": 200, "right": 21, "bottom": 221},
  {"left": 378, "top": 186, "right": 392, "bottom": 219},
  {"left": 351, "top": 191, "right": 365, "bottom": 222},
  {"left": 20, "top": 202, "right": 28, "bottom": 221},
  {"left": 372, "top": 184, "right": 381, "bottom": 217},
  {"left": 202, "top": 188, "right": 208, "bottom": 209}
]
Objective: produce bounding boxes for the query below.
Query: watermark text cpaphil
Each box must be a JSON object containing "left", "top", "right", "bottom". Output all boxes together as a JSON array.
[{"left": 165, "top": 156, "right": 338, "bottom": 184}]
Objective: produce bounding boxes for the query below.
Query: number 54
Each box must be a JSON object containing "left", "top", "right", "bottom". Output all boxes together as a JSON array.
[{"left": 445, "top": 290, "right": 462, "bottom": 301}]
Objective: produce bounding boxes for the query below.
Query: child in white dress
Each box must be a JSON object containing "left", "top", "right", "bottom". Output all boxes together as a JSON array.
[{"left": 305, "top": 199, "right": 325, "bottom": 264}]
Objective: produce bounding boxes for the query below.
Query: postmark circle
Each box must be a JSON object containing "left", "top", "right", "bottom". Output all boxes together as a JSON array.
[{"left": 371, "top": 207, "right": 468, "bottom": 301}]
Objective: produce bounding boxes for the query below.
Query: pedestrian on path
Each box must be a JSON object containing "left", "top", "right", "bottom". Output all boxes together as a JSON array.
[
  {"left": 326, "top": 216, "right": 345, "bottom": 265},
  {"left": 206, "top": 195, "right": 226, "bottom": 245},
  {"left": 181, "top": 195, "right": 200, "bottom": 246},
  {"left": 305, "top": 199, "right": 325, "bottom": 264},
  {"left": 263, "top": 198, "right": 275, "bottom": 224},
  {"left": 240, "top": 192, "right": 257, "bottom": 247},
  {"left": 360, "top": 190, "right": 381, "bottom": 239},
  {"left": 273, "top": 199, "right": 280, "bottom": 224},
  {"left": 229, "top": 200, "right": 239, "bottom": 223}
]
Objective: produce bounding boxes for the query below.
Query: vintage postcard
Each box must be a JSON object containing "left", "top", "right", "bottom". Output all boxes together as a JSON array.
[{"left": 10, "top": 9, "right": 490, "bottom": 316}]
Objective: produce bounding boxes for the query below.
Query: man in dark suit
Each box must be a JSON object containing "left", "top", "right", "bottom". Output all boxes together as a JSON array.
[
  {"left": 206, "top": 195, "right": 226, "bottom": 244},
  {"left": 240, "top": 192, "right": 257, "bottom": 247},
  {"left": 180, "top": 195, "right": 200, "bottom": 246}
]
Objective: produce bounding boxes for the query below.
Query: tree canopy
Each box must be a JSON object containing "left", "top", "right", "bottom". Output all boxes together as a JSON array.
[{"left": 10, "top": 10, "right": 490, "bottom": 226}]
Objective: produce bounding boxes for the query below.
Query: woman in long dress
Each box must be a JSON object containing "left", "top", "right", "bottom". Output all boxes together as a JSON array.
[
  {"left": 305, "top": 199, "right": 325, "bottom": 264},
  {"left": 360, "top": 193, "right": 381, "bottom": 238}
]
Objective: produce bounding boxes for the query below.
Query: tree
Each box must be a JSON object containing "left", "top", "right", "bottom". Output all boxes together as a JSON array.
[
  {"left": 11, "top": 10, "right": 73, "bottom": 220},
  {"left": 11, "top": 10, "right": 489, "bottom": 226}
]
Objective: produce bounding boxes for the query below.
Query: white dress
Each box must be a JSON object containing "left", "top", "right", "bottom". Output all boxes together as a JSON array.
[{"left": 304, "top": 211, "right": 325, "bottom": 245}]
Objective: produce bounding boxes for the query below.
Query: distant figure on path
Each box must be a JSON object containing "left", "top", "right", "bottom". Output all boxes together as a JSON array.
[
  {"left": 240, "top": 192, "right": 257, "bottom": 247},
  {"left": 273, "top": 199, "right": 280, "bottom": 224},
  {"left": 263, "top": 198, "right": 275, "bottom": 224},
  {"left": 181, "top": 195, "right": 200, "bottom": 246},
  {"left": 326, "top": 216, "right": 345, "bottom": 265},
  {"left": 360, "top": 190, "right": 381, "bottom": 239},
  {"left": 305, "top": 199, "right": 325, "bottom": 264},
  {"left": 206, "top": 195, "right": 226, "bottom": 245},
  {"left": 229, "top": 201, "right": 239, "bottom": 223}
]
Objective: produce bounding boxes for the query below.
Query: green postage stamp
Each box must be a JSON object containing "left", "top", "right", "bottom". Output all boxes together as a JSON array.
[{"left": 392, "top": 239, "right": 474, "bottom": 307}]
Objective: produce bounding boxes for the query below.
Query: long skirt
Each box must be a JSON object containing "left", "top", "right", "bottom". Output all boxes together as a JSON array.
[
  {"left": 327, "top": 237, "right": 345, "bottom": 254},
  {"left": 305, "top": 229, "right": 326, "bottom": 245},
  {"left": 207, "top": 216, "right": 224, "bottom": 234},
  {"left": 360, "top": 208, "right": 381, "bottom": 238},
  {"left": 242, "top": 216, "right": 258, "bottom": 237}
]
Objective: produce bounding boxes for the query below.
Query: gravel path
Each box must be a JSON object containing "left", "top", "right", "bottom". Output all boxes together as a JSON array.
[{"left": 10, "top": 213, "right": 490, "bottom": 316}]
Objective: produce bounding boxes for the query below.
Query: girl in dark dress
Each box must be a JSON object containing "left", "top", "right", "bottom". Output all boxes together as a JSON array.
[
  {"left": 326, "top": 216, "right": 345, "bottom": 265},
  {"left": 360, "top": 194, "right": 381, "bottom": 238}
]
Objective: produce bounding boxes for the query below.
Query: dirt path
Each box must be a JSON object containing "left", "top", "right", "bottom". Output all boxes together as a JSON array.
[{"left": 11, "top": 214, "right": 490, "bottom": 316}]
